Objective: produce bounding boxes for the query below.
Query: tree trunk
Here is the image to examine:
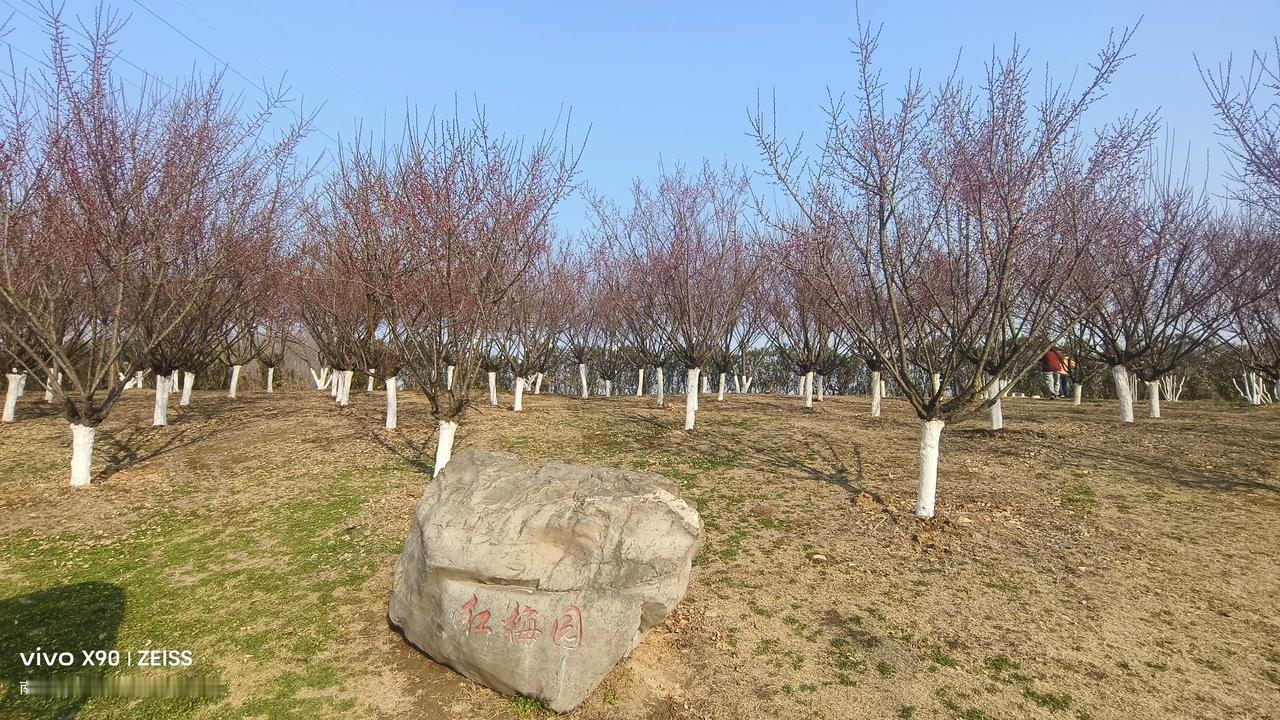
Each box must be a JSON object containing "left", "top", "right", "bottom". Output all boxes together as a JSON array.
[
  {"left": 181, "top": 371, "right": 195, "bottom": 406},
  {"left": 733, "top": 374, "right": 741, "bottom": 393},
  {"left": 717, "top": 372, "right": 726, "bottom": 401},
  {"left": 330, "top": 370, "right": 340, "bottom": 397},
  {"left": 133, "top": 370, "right": 145, "bottom": 391},
  {"left": 817, "top": 374, "right": 825, "bottom": 402},
  {"left": 578, "top": 363, "right": 589, "bottom": 398},
  {"left": 70, "top": 423, "right": 96, "bottom": 487},
  {"left": 534, "top": 372, "right": 543, "bottom": 394},
  {"left": 803, "top": 370, "right": 814, "bottom": 408},
  {"left": 487, "top": 371, "right": 498, "bottom": 406},
  {"left": 914, "top": 419, "right": 945, "bottom": 519},
  {"left": 340, "top": 370, "right": 354, "bottom": 406},
  {"left": 604, "top": 379, "right": 612, "bottom": 397},
  {"left": 433, "top": 420, "right": 458, "bottom": 477},
  {"left": 701, "top": 373, "right": 709, "bottom": 395},
  {"left": 266, "top": 367, "right": 275, "bottom": 393},
  {"left": 1147, "top": 380, "right": 1161, "bottom": 419},
  {"left": 988, "top": 379, "right": 1003, "bottom": 431},
  {"left": 446, "top": 365, "right": 455, "bottom": 391},
  {"left": 228, "top": 365, "right": 242, "bottom": 399},
  {"left": 513, "top": 376, "right": 526, "bottom": 411},
  {"left": 744, "top": 376, "right": 753, "bottom": 393},
  {"left": 385, "top": 377, "right": 398, "bottom": 430},
  {"left": 656, "top": 367, "right": 665, "bottom": 407},
  {"left": 1073, "top": 384, "right": 1082, "bottom": 406},
  {"left": 3, "top": 373, "right": 20, "bottom": 422},
  {"left": 870, "top": 371, "right": 882, "bottom": 417},
  {"left": 16, "top": 373, "right": 26, "bottom": 397},
  {"left": 1112, "top": 365, "right": 1135, "bottom": 423},
  {"left": 366, "top": 372, "right": 375, "bottom": 392},
  {"left": 684, "top": 367, "right": 700, "bottom": 430},
  {"left": 636, "top": 368, "right": 645, "bottom": 396},
  {"left": 932, "top": 373, "right": 941, "bottom": 395},
  {"left": 152, "top": 373, "right": 172, "bottom": 426},
  {"left": 45, "top": 371, "right": 60, "bottom": 403}
]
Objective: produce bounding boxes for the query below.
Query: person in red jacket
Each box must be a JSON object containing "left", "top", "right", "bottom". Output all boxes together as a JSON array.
[{"left": 1041, "top": 348, "right": 1066, "bottom": 398}]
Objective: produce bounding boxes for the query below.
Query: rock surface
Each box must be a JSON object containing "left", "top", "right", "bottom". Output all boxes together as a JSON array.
[{"left": 388, "top": 449, "right": 702, "bottom": 712}]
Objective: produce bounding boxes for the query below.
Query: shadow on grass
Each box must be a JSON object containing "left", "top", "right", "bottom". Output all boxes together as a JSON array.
[
  {"left": 92, "top": 425, "right": 220, "bottom": 485},
  {"left": 0, "top": 581, "right": 125, "bottom": 719},
  {"left": 369, "top": 431, "right": 436, "bottom": 476}
]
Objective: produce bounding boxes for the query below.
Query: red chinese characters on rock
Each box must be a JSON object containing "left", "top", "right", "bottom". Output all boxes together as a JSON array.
[
  {"left": 550, "top": 605, "right": 583, "bottom": 650},
  {"left": 457, "top": 596, "right": 585, "bottom": 650},
  {"left": 501, "top": 602, "right": 543, "bottom": 646},
  {"left": 459, "top": 594, "right": 492, "bottom": 636}
]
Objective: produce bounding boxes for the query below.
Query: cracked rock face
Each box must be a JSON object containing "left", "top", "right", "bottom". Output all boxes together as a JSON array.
[{"left": 388, "top": 449, "right": 702, "bottom": 712}]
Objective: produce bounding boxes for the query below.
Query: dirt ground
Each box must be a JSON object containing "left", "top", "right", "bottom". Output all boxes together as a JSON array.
[{"left": 0, "top": 386, "right": 1277, "bottom": 720}]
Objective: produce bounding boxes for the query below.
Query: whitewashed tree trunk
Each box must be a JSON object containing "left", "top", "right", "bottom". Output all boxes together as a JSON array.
[
  {"left": 228, "top": 365, "right": 242, "bottom": 399},
  {"left": 880, "top": 379, "right": 887, "bottom": 398},
  {"left": 914, "top": 419, "right": 945, "bottom": 519},
  {"left": 70, "top": 423, "right": 96, "bottom": 487},
  {"left": 45, "top": 371, "right": 60, "bottom": 403},
  {"left": 1147, "top": 380, "right": 1161, "bottom": 419},
  {"left": 636, "top": 368, "right": 645, "bottom": 396},
  {"left": 717, "top": 372, "right": 726, "bottom": 401},
  {"left": 870, "top": 371, "right": 882, "bottom": 418},
  {"left": 487, "top": 371, "right": 498, "bottom": 406},
  {"left": 744, "top": 376, "right": 753, "bottom": 393},
  {"left": 803, "top": 370, "right": 814, "bottom": 408},
  {"left": 988, "top": 379, "right": 1004, "bottom": 431},
  {"left": 340, "top": 370, "right": 354, "bottom": 406},
  {"left": 733, "top": 374, "right": 741, "bottom": 393},
  {"left": 1112, "top": 365, "right": 1135, "bottom": 423},
  {"left": 604, "top": 379, "right": 612, "bottom": 397},
  {"left": 3, "top": 373, "right": 20, "bottom": 422},
  {"left": 385, "top": 377, "right": 398, "bottom": 430},
  {"left": 180, "top": 371, "right": 195, "bottom": 406},
  {"left": 446, "top": 365, "right": 455, "bottom": 391},
  {"left": 1073, "top": 384, "right": 1082, "bottom": 406},
  {"left": 266, "top": 367, "right": 275, "bottom": 393},
  {"left": 684, "top": 368, "right": 700, "bottom": 430},
  {"left": 16, "top": 373, "right": 26, "bottom": 396},
  {"left": 152, "top": 373, "right": 172, "bottom": 426},
  {"left": 701, "top": 373, "right": 709, "bottom": 395},
  {"left": 932, "top": 373, "right": 942, "bottom": 396},
  {"left": 816, "top": 374, "right": 825, "bottom": 402},
  {"left": 578, "top": 363, "right": 589, "bottom": 398},
  {"left": 656, "top": 367, "right": 665, "bottom": 407},
  {"left": 433, "top": 420, "right": 458, "bottom": 477},
  {"left": 133, "top": 370, "right": 145, "bottom": 391},
  {"left": 534, "top": 372, "right": 544, "bottom": 394},
  {"left": 310, "top": 367, "right": 330, "bottom": 390},
  {"left": 366, "top": 371, "right": 375, "bottom": 392},
  {"left": 513, "top": 376, "right": 526, "bottom": 411}
]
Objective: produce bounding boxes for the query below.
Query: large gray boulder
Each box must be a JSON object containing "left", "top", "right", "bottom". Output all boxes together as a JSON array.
[{"left": 388, "top": 449, "right": 702, "bottom": 712}]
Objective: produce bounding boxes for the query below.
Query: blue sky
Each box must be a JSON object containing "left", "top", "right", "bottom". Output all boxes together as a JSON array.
[{"left": 2, "top": 1, "right": 1277, "bottom": 232}]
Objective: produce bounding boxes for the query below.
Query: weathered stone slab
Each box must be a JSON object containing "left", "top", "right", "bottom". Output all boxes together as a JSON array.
[{"left": 388, "top": 449, "right": 702, "bottom": 712}]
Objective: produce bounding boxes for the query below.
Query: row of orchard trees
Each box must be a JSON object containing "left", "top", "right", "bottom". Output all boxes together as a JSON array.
[{"left": 2, "top": 11, "right": 1278, "bottom": 518}]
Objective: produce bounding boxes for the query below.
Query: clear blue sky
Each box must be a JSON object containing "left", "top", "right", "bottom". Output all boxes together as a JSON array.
[{"left": 2, "top": 0, "right": 1278, "bottom": 232}]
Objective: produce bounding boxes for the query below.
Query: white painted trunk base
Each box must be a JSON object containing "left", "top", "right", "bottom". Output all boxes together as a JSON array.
[
  {"left": 988, "top": 380, "right": 1004, "bottom": 431},
  {"left": 228, "top": 365, "right": 242, "bottom": 399},
  {"left": 604, "top": 379, "right": 612, "bottom": 397},
  {"left": 637, "top": 368, "right": 645, "bottom": 396},
  {"left": 487, "top": 371, "right": 498, "bottom": 406},
  {"left": 446, "top": 365, "right": 455, "bottom": 391},
  {"left": 152, "top": 373, "right": 172, "bottom": 426},
  {"left": 534, "top": 373, "right": 543, "bottom": 394},
  {"left": 2, "top": 373, "right": 19, "bottom": 422},
  {"left": 656, "top": 367, "right": 665, "bottom": 407},
  {"left": 1112, "top": 365, "right": 1134, "bottom": 423},
  {"left": 1147, "top": 380, "right": 1161, "bottom": 419},
  {"left": 817, "top": 375, "right": 825, "bottom": 402},
  {"left": 181, "top": 372, "right": 195, "bottom": 406},
  {"left": 513, "top": 377, "right": 526, "bottom": 411},
  {"left": 385, "top": 377, "right": 398, "bottom": 430},
  {"left": 803, "top": 370, "right": 814, "bottom": 408},
  {"left": 70, "top": 423, "right": 95, "bottom": 486},
  {"left": 684, "top": 368, "right": 700, "bottom": 430},
  {"left": 870, "top": 371, "right": 882, "bottom": 418},
  {"left": 433, "top": 420, "right": 458, "bottom": 477},
  {"left": 578, "top": 363, "right": 589, "bottom": 398},
  {"left": 1073, "top": 385, "right": 1082, "bottom": 406},
  {"left": 366, "top": 371, "right": 374, "bottom": 392},
  {"left": 266, "top": 367, "right": 275, "bottom": 393},
  {"left": 717, "top": 372, "right": 726, "bottom": 401},
  {"left": 915, "top": 419, "right": 945, "bottom": 519},
  {"left": 339, "top": 370, "right": 354, "bottom": 406}
]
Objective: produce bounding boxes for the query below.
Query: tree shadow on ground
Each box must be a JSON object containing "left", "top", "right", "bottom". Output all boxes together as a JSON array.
[
  {"left": 0, "top": 582, "right": 125, "bottom": 719},
  {"left": 92, "top": 425, "right": 220, "bottom": 484},
  {"left": 369, "top": 431, "right": 435, "bottom": 476}
]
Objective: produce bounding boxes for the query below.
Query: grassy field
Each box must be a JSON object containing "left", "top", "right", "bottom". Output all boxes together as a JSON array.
[{"left": 0, "top": 387, "right": 1277, "bottom": 719}]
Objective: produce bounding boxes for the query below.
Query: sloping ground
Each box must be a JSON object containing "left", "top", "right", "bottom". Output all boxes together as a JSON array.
[{"left": 0, "top": 388, "right": 1277, "bottom": 720}]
